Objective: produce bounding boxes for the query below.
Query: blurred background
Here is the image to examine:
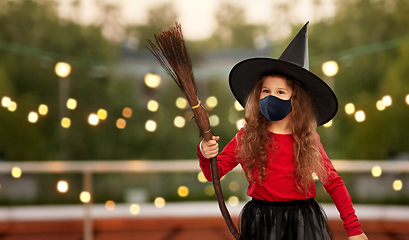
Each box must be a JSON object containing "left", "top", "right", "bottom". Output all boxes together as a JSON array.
[{"left": 0, "top": 0, "right": 408, "bottom": 239}]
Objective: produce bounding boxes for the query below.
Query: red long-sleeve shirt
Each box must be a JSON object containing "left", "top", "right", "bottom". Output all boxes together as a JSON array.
[{"left": 198, "top": 130, "right": 363, "bottom": 237}]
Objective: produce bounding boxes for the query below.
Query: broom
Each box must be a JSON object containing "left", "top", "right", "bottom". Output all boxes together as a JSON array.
[{"left": 147, "top": 22, "right": 241, "bottom": 240}]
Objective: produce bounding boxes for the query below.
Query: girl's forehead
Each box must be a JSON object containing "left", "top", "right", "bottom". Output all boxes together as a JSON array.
[{"left": 262, "top": 75, "right": 289, "bottom": 88}]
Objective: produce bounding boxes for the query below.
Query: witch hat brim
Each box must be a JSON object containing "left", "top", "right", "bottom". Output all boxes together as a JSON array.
[{"left": 228, "top": 22, "right": 338, "bottom": 126}]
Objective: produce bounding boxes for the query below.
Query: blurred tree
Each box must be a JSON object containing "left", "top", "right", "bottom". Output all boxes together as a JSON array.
[
  {"left": 210, "top": 3, "right": 267, "bottom": 49},
  {"left": 125, "top": 3, "right": 178, "bottom": 50},
  {"left": 308, "top": 0, "right": 409, "bottom": 159},
  {"left": 0, "top": 0, "right": 117, "bottom": 160}
]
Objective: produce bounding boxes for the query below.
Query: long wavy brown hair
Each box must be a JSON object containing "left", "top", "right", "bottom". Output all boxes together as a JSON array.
[{"left": 236, "top": 74, "right": 329, "bottom": 194}]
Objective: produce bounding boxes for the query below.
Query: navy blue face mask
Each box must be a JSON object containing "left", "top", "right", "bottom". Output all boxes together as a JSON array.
[{"left": 259, "top": 95, "right": 292, "bottom": 121}]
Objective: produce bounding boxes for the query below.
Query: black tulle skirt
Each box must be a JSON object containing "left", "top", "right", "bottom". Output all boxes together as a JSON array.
[{"left": 239, "top": 198, "right": 334, "bottom": 240}]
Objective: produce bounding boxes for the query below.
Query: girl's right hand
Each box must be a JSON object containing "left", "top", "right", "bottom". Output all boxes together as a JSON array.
[{"left": 201, "top": 136, "right": 220, "bottom": 159}]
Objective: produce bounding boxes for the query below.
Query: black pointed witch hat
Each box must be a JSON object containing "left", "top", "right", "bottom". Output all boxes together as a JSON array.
[{"left": 229, "top": 22, "right": 338, "bottom": 126}]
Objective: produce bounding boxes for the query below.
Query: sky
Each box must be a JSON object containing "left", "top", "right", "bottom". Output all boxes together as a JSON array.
[{"left": 57, "top": 0, "right": 336, "bottom": 40}]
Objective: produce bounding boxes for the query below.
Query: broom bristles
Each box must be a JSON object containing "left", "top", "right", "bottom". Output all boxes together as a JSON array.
[{"left": 147, "top": 23, "right": 197, "bottom": 105}]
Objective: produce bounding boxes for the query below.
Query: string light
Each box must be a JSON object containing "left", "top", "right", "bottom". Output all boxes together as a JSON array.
[
  {"left": 354, "top": 110, "right": 365, "bottom": 122},
  {"left": 382, "top": 95, "right": 392, "bottom": 107},
  {"left": 130, "top": 204, "right": 141, "bottom": 215},
  {"left": 229, "top": 181, "right": 240, "bottom": 192},
  {"left": 1, "top": 97, "right": 11, "bottom": 107},
  {"left": 371, "top": 166, "right": 382, "bottom": 177},
  {"left": 197, "top": 172, "right": 207, "bottom": 183},
  {"left": 11, "top": 167, "right": 22, "bottom": 178},
  {"left": 145, "top": 120, "right": 157, "bottom": 132},
  {"left": 322, "top": 60, "right": 339, "bottom": 77},
  {"left": 66, "top": 98, "right": 77, "bottom": 110},
  {"left": 173, "top": 116, "right": 186, "bottom": 128},
  {"left": 393, "top": 179, "right": 403, "bottom": 191},
  {"left": 116, "top": 118, "right": 126, "bottom": 129},
  {"left": 105, "top": 200, "right": 115, "bottom": 211},
  {"left": 376, "top": 100, "right": 386, "bottom": 111},
  {"left": 147, "top": 100, "right": 159, "bottom": 112},
  {"left": 88, "top": 114, "right": 99, "bottom": 126},
  {"left": 28, "top": 112, "right": 39, "bottom": 123},
  {"left": 323, "top": 120, "right": 333, "bottom": 128},
  {"left": 80, "top": 191, "right": 91, "bottom": 203},
  {"left": 57, "top": 180, "right": 69, "bottom": 193},
  {"left": 8, "top": 101, "right": 17, "bottom": 112},
  {"left": 345, "top": 103, "right": 355, "bottom": 115},
  {"left": 97, "top": 109, "right": 107, "bottom": 120},
  {"left": 61, "top": 118, "right": 71, "bottom": 128},
  {"left": 144, "top": 73, "right": 161, "bottom": 88},
  {"left": 204, "top": 185, "right": 214, "bottom": 196},
  {"left": 122, "top": 107, "right": 133, "bottom": 118},
  {"left": 234, "top": 101, "right": 244, "bottom": 111},
  {"left": 205, "top": 96, "right": 218, "bottom": 109},
  {"left": 154, "top": 197, "right": 165, "bottom": 208},
  {"left": 236, "top": 119, "right": 245, "bottom": 130},
  {"left": 209, "top": 115, "right": 220, "bottom": 127},
  {"left": 55, "top": 62, "right": 71, "bottom": 78},
  {"left": 227, "top": 196, "right": 239, "bottom": 207},
  {"left": 177, "top": 186, "right": 189, "bottom": 197},
  {"left": 38, "top": 104, "right": 48, "bottom": 115},
  {"left": 175, "top": 97, "right": 188, "bottom": 109}
]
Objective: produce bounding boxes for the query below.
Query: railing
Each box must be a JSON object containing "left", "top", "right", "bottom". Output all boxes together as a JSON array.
[{"left": 0, "top": 159, "right": 408, "bottom": 240}]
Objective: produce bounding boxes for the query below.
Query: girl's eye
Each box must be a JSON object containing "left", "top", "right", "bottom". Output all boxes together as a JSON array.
[
  {"left": 262, "top": 89, "right": 270, "bottom": 93},
  {"left": 278, "top": 90, "right": 285, "bottom": 94}
]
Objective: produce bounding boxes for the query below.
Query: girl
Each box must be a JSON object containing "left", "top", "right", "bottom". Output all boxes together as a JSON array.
[{"left": 197, "top": 23, "right": 368, "bottom": 240}]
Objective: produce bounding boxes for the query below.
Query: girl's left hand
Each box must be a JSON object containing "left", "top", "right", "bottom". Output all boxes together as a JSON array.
[{"left": 348, "top": 233, "right": 368, "bottom": 240}]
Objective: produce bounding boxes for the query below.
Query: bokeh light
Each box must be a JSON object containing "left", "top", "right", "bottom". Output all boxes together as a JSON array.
[
  {"left": 105, "top": 200, "right": 115, "bottom": 211},
  {"left": 209, "top": 115, "right": 220, "bottom": 127},
  {"left": 145, "top": 120, "right": 157, "bottom": 132},
  {"left": 57, "top": 180, "right": 69, "bottom": 193},
  {"left": 66, "top": 98, "right": 77, "bottom": 110},
  {"left": 1, "top": 96, "right": 11, "bottom": 107},
  {"left": 323, "top": 120, "right": 333, "bottom": 128},
  {"left": 197, "top": 172, "right": 207, "bottom": 183},
  {"left": 116, "top": 118, "right": 126, "bottom": 129},
  {"left": 405, "top": 94, "right": 409, "bottom": 105},
  {"left": 177, "top": 186, "right": 189, "bottom": 197},
  {"left": 322, "top": 60, "right": 339, "bottom": 77},
  {"left": 97, "top": 109, "right": 108, "bottom": 120},
  {"left": 354, "top": 110, "right": 365, "bottom": 122},
  {"left": 80, "top": 191, "right": 91, "bottom": 203},
  {"left": 376, "top": 100, "right": 386, "bottom": 111},
  {"left": 204, "top": 185, "right": 214, "bottom": 196},
  {"left": 371, "top": 166, "right": 382, "bottom": 177},
  {"left": 176, "top": 97, "right": 188, "bottom": 109},
  {"left": 173, "top": 116, "right": 186, "bottom": 128},
  {"left": 227, "top": 196, "right": 239, "bottom": 207},
  {"left": 154, "top": 197, "right": 165, "bottom": 208},
  {"left": 88, "top": 114, "right": 99, "bottom": 126},
  {"left": 205, "top": 96, "right": 218, "bottom": 109},
  {"left": 55, "top": 62, "right": 71, "bottom": 78},
  {"left": 38, "top": 104, "right": 48, "bottom": 115},
  {"left": 234, "top": 101, "right": 244, "bottom": 111},
  {"left": 229, "top": 181, "right": 240, "bottom": 192},
  {"left": 61, "top": 117, "right": 71, "bottom": 128},
  {"left": 393, "top": 179, "right": 403, "bottom": 191},
  {"left": 236, "top": 118, "right": 245, "bottom": 130},
  {"left": 382, "top": 95, "right": 392, "bottom": 107},
  {"left": 123, "top": 107, "right": 133, "bottom": 118},
  {"left": 130, "top": 204, "right": 141, "bottom": 215},
  {"left": 8, "top": 101, "right": 17, "bottom": 112},
  {"left": 344, "top": 103, "right": 355, "bottom": 115},
  {"left": 147, "top": 100, "right": 159, "bottom": 112},
  {"left": 144, "top": 73, "right": 161, "bottom": 88},
  {"left": 11, "top": 167, "right": 22, "bottom": 178},
  {"left": 28, "top": 112, "right": 39, "bottom": 123}
]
